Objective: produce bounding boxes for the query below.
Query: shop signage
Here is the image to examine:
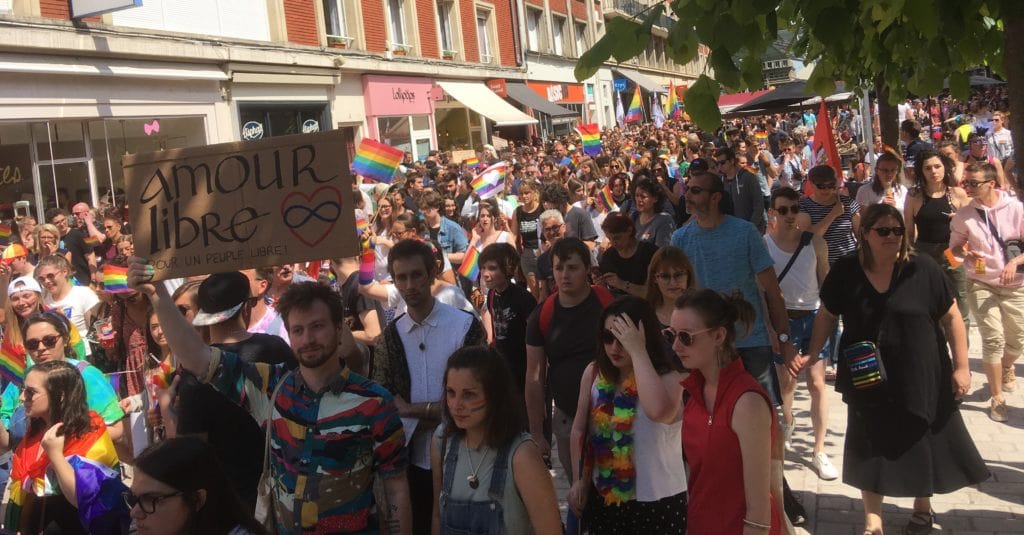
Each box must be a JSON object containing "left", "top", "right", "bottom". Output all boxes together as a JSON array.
[
  {"left": 241, "top": 121, "right": 264, "bottom": 141},
  {"left": 0, "top": 145, "right": 29, "bottom": 189},
  {"left": 302, "top": 119, "right": 320, "bottom": 134},
  {"left": 123, "top": 129, "right": 357, "bottom": 281},
  {"left": 486, "top": 79, "right": 507, "bottom": 97},
  {"left": 363, "top": 75, "right": 434, "bottom": 116},
  {"left": 613, "top": 79, "right": 627, "bottom": 92},
  {"left": 546, "top": 84, "right": 564, "bottom": 102},
  {"left": 70, "top": 0, "right": 141, "bottom": 18}
]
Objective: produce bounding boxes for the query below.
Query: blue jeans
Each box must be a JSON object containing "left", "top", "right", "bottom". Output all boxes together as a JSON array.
[{"left": 737, "top": 345, "right": 782, "bottom": 407}]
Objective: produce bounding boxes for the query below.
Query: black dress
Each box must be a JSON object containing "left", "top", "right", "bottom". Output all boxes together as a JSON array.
[{"left": 820, "top": 253, "right": 989, "bottom": 497}]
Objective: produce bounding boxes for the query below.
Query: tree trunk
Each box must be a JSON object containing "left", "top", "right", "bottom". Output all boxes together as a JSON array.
[
  {"left": 1004, "top": 4, "right": 1024, "bottom": 197},
  {"left": 874, "top": 75, "right": 900, "bottom": 151}
]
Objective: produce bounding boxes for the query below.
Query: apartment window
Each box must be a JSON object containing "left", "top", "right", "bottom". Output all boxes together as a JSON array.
[
  {"left": 388, "top": 0, "right": 408, "bottom": 47},
  {"left": 552, "top": 15, "right": 566, "bottom": 56},
  {"left": 477, "top": 9, "right": 493, "bottom": 63},
  {"left": 574, "top": 22, "right": 587, "bottom": 58},
  {"left": 437, "top": 1, "right": 455, "bottom": 54},
  {"left": 323, "top": 0, "right": 348, "bottom": 37},
  {"left": 526, "top": 8, "right": 544, "bottom": 52}
]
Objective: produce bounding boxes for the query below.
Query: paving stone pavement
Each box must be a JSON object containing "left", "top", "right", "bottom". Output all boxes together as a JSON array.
[{"left": 550, "top": 326, "right": 1024, "bottom": 534}]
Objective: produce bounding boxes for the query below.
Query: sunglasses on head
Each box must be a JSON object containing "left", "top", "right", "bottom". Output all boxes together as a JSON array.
[
  {"left": 871, "top": 226, "right": 905, "bottom": 237},
  {"left": 774, "top": 205, "right": 800, "bottom": 216},
  {"left": 662, "top": 327, "right": 713, "bottom": 346},
  {"left": 25, "top": 334, "right": 60, "bottom": 351}
]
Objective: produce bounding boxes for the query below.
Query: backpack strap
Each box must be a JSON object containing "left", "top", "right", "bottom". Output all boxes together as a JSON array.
[{"left": 539, "top": 285, "right": 614, "bottom": 340}]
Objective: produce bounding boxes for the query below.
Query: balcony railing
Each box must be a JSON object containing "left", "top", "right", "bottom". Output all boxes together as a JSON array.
[{"left": 604, "top": 0, "right": 675, "bottom": 30}]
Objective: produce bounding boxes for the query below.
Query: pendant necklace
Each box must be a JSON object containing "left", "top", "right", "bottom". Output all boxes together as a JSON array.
[{"left": 465, "top": 441, "right": 489, "bottom": 489}]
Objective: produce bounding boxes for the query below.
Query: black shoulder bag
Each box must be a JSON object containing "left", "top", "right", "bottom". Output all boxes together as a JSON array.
[
  {"left": 977, "top": 208, "right": 1024, "bottom": 273},
  {"left": 777, "top": 231, "right": 815, "bottom": 282}
]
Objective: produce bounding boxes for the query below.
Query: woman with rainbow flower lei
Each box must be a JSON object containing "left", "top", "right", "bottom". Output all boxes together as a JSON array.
[{"left": 568, "top": 296, "right": 687, "bottom": 534}]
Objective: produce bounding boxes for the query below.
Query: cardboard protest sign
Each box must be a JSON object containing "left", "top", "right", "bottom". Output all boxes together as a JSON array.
[
  {"left": 123, "top": 129, "right": 357, "bottom": 281},
  {"left": 449, "top": 149, "right": 477, "bottom": 164}
]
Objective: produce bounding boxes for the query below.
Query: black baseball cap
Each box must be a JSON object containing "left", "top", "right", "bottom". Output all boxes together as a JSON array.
[{"left": 193, "top": 271, "right": 251, "bottom": 326}]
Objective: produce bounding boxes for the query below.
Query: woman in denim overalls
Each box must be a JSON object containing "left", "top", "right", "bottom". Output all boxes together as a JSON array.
[{"left": 430, "top": 347, "right": 562, "bottom": 535}]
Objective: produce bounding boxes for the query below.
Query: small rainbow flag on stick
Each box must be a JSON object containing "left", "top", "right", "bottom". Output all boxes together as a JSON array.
[
  {"left": 755, "top": 131, "right": 768, "bottom": 144},
  {"left": 625, "top": 86, "right": 643, "bottom": 123},
  {"left": 102, "top": 265, "right": 131, "bottom": 293},
  {"left": 598, "top": 185, "right": 617, "bottom": 211},
  {"left": 83, "top": 235, "right": 101, "bottom": 247},
  {"left": 576, "top": 124, "right": 602, "bottom": 157},
  {"left": 352, "top": 138, "right": 404, "bottom": 183},
  {"left": 464, "top": 157, "right": 480, "bottom": 168},
  {"left": 0, "top": 223, "right": 11, "bottom": 247},
  {"left": 0, "top": 338, "right": 26, "bottom": 387},
  {"left": 471, "top": 162, "right": 507, "bottom": 200},
  {"left": 457, "top": 246, "right": 481, "bottom": 281}
]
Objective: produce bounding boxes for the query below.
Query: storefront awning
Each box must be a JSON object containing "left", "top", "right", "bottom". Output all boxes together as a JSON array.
[
  {"left": 613, "top": 68, "right": 666, "bottom": 93},
  {"left": 505, "top": 82, "right": 577, "bottom": 119},
  {"left": 0, "top": 53, "right": 229, "bottom": 80},
  {"left": 437, "top": 80, "right": 538, "bottom": 126}
]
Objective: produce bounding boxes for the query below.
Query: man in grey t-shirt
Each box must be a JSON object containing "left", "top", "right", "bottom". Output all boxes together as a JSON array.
[{"left": 541, "top": 182, "right": 598, "bottom": 249}]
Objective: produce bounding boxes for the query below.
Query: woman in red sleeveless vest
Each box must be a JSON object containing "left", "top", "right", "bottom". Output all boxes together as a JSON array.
[{"left": 673, "top": 289, "right": 784, "bottom": 534}]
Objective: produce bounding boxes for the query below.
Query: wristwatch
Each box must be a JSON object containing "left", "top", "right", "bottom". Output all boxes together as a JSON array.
[{"left": 777, "top": 333, "right": 790, "bottom": 344}]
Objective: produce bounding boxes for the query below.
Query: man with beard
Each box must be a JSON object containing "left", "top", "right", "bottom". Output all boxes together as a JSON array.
[
  {"left": 130, "top": 263, "right": 412, "bottom": 534},
  {"left": 372, "top": 239, "right": 484, "bottom": 535}
]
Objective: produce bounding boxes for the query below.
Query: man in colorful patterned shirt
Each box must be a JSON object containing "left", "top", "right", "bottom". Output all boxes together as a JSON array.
[{"left": 135, "top": 270, "right": 411, "bottom": 534}]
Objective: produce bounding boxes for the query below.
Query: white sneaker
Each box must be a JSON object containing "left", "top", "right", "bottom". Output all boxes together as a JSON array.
[
  {"left": 782, "top": 423, "right": 795, "bottom": 451},
  {"left": 813, "top": 452, "right": 839, "bottom": 480}
]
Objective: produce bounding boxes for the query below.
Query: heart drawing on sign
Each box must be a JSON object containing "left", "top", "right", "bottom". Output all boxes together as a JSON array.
[{"left": 280, "top": 186, "right": 343, "bottom": 247}]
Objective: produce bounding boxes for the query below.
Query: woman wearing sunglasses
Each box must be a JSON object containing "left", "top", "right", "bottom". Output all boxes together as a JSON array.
[
  {"left": 0, "top": 359, "right": 129, "bottom": 534},
  {"left": 674, "top": 288, "right": 782, "bottom": 534},
  {"left": 791, "top": 204, "right": 987, "bottom": 535},
  {"left": 568, "top": 297, "right": 687, "bottom": 534},
  {"left": 127, "top": 436, "right": 267, "bottom": 535}
]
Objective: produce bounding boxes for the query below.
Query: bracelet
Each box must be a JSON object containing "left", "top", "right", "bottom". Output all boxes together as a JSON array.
[
  {"left": 425, "top": 402, "right": 432, "bottom": 418},
  {"left": 742, "top": 518, "right": 771, "bottom": 531}
]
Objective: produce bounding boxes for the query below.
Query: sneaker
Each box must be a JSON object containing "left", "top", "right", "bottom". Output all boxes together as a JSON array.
[
  {"left": 813, "top": 452, "right": 839, "bottom": 480},
  {"left": 782, "top": 479, "right": 807, "bottom": 526},
  {"left": 782, "top": 423, "right": 795, "bottom": 451},
  {"left": 824, "top": 366, "right": 837, "bottom": 381},
  {"left": 1004, "top": 366, "right": 1017, "bottom": 393},
  {"left": 990, "top": 397, "right": 1009, "bottom": 423}
]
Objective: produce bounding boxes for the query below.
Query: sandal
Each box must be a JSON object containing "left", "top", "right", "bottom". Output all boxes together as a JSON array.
[{"left": 904, "top": 509, "right": 934, "bottom": 534}]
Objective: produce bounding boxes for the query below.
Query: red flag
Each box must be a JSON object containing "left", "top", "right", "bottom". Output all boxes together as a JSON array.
[{"left": 812, "top": 101, "right": 843, "bottom": 181}]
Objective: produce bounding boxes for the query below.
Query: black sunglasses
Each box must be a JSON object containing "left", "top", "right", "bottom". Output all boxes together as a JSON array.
[
  {"left": 25, "top": 334, "right": 60, "bottom": 352},
  {"left": 123, "top": 491, "right": 183, "bottom": 514},
  {"left": 872, "top": 226, "right": 905, "bottom": 237},
  {"left": 814, "top": 182, "right": 837, "bottom": 190},
  {"left": 774, "top": 205, "right": 800, "bottom": 216},
  {"left": 662, "top": 327, "right": 713, "bottom": 346},
  {"left": 963, "top": 179, "right": 993, "bottom": 188}
]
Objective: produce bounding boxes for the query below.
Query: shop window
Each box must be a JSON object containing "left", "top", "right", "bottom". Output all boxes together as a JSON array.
[
  {"left": 526, "top": 8, "right": 545, "bottom": 52},
  {"left": 32, "top": 122, "right": 86, "bottom": 161},
  {"left": 476, "top": 8, "right": 494, "bottom": 64},
  {"left": 552, "top": 15, "right": 566, "bottom": 56},
  {"left": 574, "top": 21, "right": 587, "bottom": 58},
  {"left": 0, "top": 123, "right": 34, "bottom": 210},
  {"left": 238, "top": 104, "right": 329, "bottom": 140},
  {"left": 437, "top": 0, "right": 458, "bottom": 58}
]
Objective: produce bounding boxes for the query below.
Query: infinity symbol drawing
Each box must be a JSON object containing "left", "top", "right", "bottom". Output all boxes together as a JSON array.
[{"left": 283, "top": 200, "right": 341, "bottom": 229}]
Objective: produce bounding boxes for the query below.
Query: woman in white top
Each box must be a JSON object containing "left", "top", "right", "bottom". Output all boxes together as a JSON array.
[
  {"left": 855, "top": 152, "right": 908, "bottom": 215},
  {"left": 468, "top": 201, "right": 514, "bottom": 253},
  {"left": 568, "top": 296, "right": 688, "bottom": 534}
]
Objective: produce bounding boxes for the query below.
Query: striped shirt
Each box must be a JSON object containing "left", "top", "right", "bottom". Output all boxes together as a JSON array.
[
  {"left": 204, "top": 349, "right": 407, "bottom": 534},
  {"left": 799, "top": 195, "right": 860, "bottom": 265}
]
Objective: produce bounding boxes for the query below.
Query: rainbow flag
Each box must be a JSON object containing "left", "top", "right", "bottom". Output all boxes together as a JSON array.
[
  {"left": 464, "top": 157, "right": 480, "bottom": 168},
  {"left": 356, "top": 217, "right": 369, "bottom": 237},
  {"left": 625, "top": 86, "right": 643, "bottom": 123},
  {"left": 351, "top": 138, "right": 404, "bottom": 183},
  {"left": 148, "top": 359, "right": 175, "bottom": 391},
  {"left": 358, "top": 247, "right": 375, "bottom": 285},
  {"left": 102, "top": 265, "right": 131, "bottom": 293},
  {"left": 0, "top": 338, "right": 26, "bottom": 386},
  {"left": 576, "top": 124, "right": 602, "bottom": 156},
  {"left": 470, "top": 162, "right": 506, "bottom": 200},
  {"left": 0, "top": 223, "right": 11, "bottom": 247},
  {"left": 83, "top": 235, "right": 101, "bottom": 248},
  {"left": 755, "top": 131, "right": 768, "bottom": 144},
  {"left": 457, "top": 246, "right": 480, "bottom": 281},
  {"left": 598, "top": 185, "right": 617, "bottom": 211},
  {"left": 665, "top": 82, "right": 683, "bottom": 120}
]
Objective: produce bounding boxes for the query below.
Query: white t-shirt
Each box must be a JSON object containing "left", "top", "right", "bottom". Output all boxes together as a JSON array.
[{"left": 45, "top": 286, "right": 100, "bottom": 355}]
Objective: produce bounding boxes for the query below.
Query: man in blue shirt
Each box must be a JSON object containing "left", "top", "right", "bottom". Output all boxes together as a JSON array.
[{"left": 419, "top": 190, "right": 468, "bottom": 265}]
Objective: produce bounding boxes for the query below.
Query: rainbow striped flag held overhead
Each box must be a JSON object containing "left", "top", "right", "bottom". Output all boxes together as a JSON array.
[
  {"left": 464, "top": 157, "right": 480, "bottom": 169},
  {"left": 457, "top": 246, "right": 481, "bottom": 281},
  {"left": 755, "top": 131, "right": 768, "bottom": 144},
  {"left": 576, "top": 124, "right": 602, "bottom": 157},
  {"left": 625, "top": 86, "right": 644, "bottom": 123},
  {"left": 0, "top": 223, "right": 11, "bottom": 247},
  {"left": 598, "top": 184, "right": 617, "bottom": 211},
  {"left": 102, "top": 265, "right": 131, "bottom": 293},
  {"left": 351, "top": 138, "right": 404, "bottom": 183},
  {"left": 0, "top": 338, "right": 26, "bottom": 386},
  {"left": 470, "top": 162, "right": 506, "bottom": 200},
  {"left": 83, "top": 235, "right": 101, "bottom": 248}
]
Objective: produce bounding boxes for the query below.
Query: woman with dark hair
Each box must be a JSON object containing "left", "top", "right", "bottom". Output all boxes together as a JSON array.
[
  {"left": 646, "top": 246, "right": 697, "bottom": 362},
  {"left": 904, "top": 149, "right": 971, "bottom": 329},
  {"left": 632, "top": 178, "right": 676, "bottom": 247},
  {"left": 794, "top": 204, "right": 987, "bottom": 535},
  {"left": 674, "top": 288, "right": 782, "bottom": 535},
  {"left": 597, "top": 213, "right": 658, "bottom": 298},
  {"left": 128, "top": 436, "right": 267, "bottom": 535},
  {"left": 0, "top": 360, "right": 129, "bottom": 534},
  {"left": 430, "top": 346, "right": 561, "bottom": 534},
  {"left": 568, "top": 296, "right": 687, "bottom": 534},
  {"left": 855, "top": 151, "right": 908, "bottom": 215}
]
